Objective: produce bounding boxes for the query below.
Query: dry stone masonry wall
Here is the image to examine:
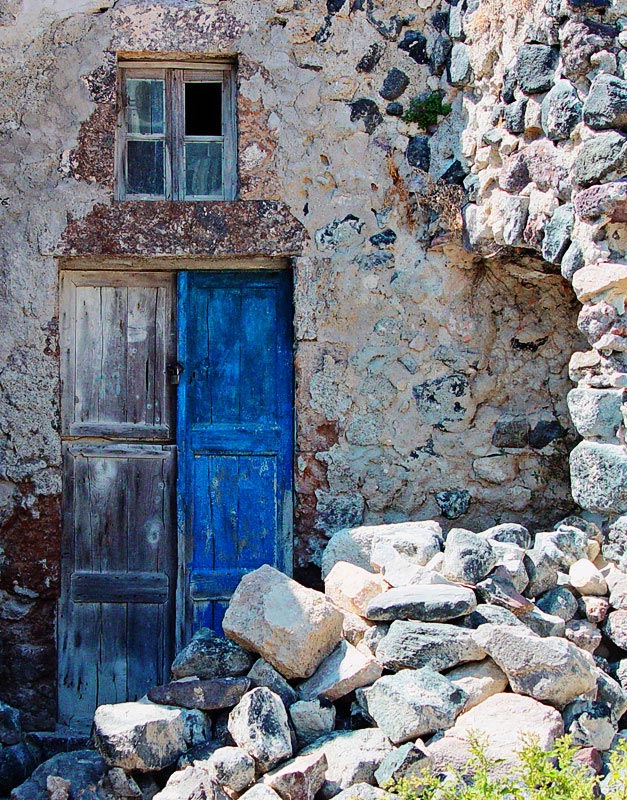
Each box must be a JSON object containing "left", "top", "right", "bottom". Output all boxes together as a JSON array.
[{"left": 0, "top": 0, "right": 624, "bottom": 735}]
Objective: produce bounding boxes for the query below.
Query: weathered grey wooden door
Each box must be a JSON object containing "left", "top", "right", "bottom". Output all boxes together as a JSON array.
[{"left": 58, "top": 272, "right": 176, "bottom": 731}]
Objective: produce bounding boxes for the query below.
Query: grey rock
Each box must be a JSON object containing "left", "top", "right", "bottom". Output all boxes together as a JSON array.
[
  {"left": 430, "top": 34, "right": 453, "bottom": 75},
  {"left": 94, "top": 701, "right": 208, "bottom": 772},
  {"left": 289, "top": 699, "right": 335, "bottom": 748},
  {"left": 148, "top": 677, "right": 251, "bottom": 711},
  {"left": 248, "top": 660, "right": 298, "bottom": 709},
  {"left": 442, "top": 528, "right": 496, "bottom": 584},
  {"left": 227, "top": 688, "right": 292, "bottom": 773},
  {"left": 567, "top": 388, "right": 624, "bottom": 440},
  {"left": 107, "top": 766, "right": 142, "bottom": 797},
  {"left": 263, "top": 751, "right": 328, "bottom": 800},
  {"left": 370, "top": 522, "right": 442, "bottom": 568},
  {"left": 518, "top": 606, "right": 566, "bottom": 637},
  {"left": 596, "top": 670, "right": 627, "bottom": 721},
  {"left": 0, "top": 744, "right": 36, "bottom": 796},
  {"left": 379, "top": 69, "right": 409, "bottom": 101},
  {"left": 565, "top": 619, "right": 602, "bottom": 653},
  {"left": 0, "top": 703, "right": 22, "bottom": 746},
  {"left": 446, "top": 658, "right": 509, "bottom": 711},
  {"left": 459, "top": 604, "right": 525, "bottom": 629},
  {"left": 605, "top": 517, "right": 627, "bottom": 572},
  {"left": 604, "top": 610, "right": 627, "bottom": 650},
  {"left": 584, "top": 74, "right": 627, "bottom": 131},
  {"left": 560, "top": 18, "right": 617, "bottom": 81},
  {"left": 563, "top": 700, "right": 617, "bottom": 751},
  {"left": 359, "top": 624, "right": 388, "bottom": 656},
  {"left": 375, "top": 620, "right": 486, "bottom": 672},
  {"left": 475, "top": 567, "right": 532, "bottom": 611},
  {"left": 356, "top": 43, "right": 383, "bottom": 73},
  {"left": 536, "top": 587, "right": 579, "bottom": 621},
  {"left": 492, "top": 416, "right": 530, "bottom": 447},
  {"left": 374, "top": 743, "right": 428, "bottom": 786},
  {"left": 299, "top": 729, "right": 393, "bottom": 799},
  {"left": 356, "top": 668, "right": 467, "bottom": 744},
  {"left": 488, "top": 544, "right": 529, "bottom": 593},
  {"left": 571, "top": 441, "right": 627, "bottom": 514},
  {"left": 10, "top": 751, "right": 105, "bottom": 800},
  {"left": 239, "top": 786, "right": 282, "bottom": 800},
  {"left": 561, "top": 242, "right": 584, "bottom": 281},
  {"left": 541, "top": 80, "right": 582, "bottom": 140},
  {"left": 386, "top": 102, "right": 403, "bottom": 117},
  {"left": 154, "top": 767, "right": 228, "bottom": 800},
  {"left": 297, "top": 641, "right": 382, "bottom": 702},
  {"left": 541, "top": 203, "right": 574, "bottom": 265},
  {"left": 523, "top": 547, "right": 560, "bottom": 598},
  {"left": 172, "top": 629, "right": 254, "bottom": 680},
  {"left": 178, "top": 739, "right": 222, "bottom": 768},
  {"left": 365, "top": 584, "right": 476, "bottom": 623},
  {"left": 333, "top": 785, "right": 390, "bottom": 800},
  {"left": 406, "top": 135, "right": 431, "bottom": 171},
  {"left": 448, "top": 3, "right": 464, "bottom": 40},
  {"left": 474, "top": 624, "right": 597, "bottom": 708},
  {"left": 479, "top": 523, "right": 532, "bottom": 549},
  {"left": 573, "top": 180, "right": 627, "bottom": 224},
  {"left": 206, "top": 746, "right": 256, "bottom": 793},
  {"left": 516, "top": 44, "right": 558, "bottom": 94},
  {"left": 532, "top": 528, "right": 589, "bottom": 572},
  {"left": 449, "top": 43, "right": 472, "bottom": 86},
  {"left": 572, "top": 132, "right": 627, "bottom": 189},
  {"left": 501, "top": 194, "right": 529, "bottom": 246},
  {"left": 504, "top": 99, "right": 527, "bottom": 134}
]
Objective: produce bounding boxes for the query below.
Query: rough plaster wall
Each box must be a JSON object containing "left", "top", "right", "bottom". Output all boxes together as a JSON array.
[{"left": 0, "top": 0, "right": 582, "bottom": 726}]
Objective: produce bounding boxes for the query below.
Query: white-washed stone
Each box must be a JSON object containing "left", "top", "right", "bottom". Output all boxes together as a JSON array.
[
  {"left": 333, "top": 784, "right": 391, "bottom": 800},
  {"left": 223, "top": 566, "right": 343, "bottom": 680},
  {"left": 298, "top": 641, "right": 382, "bottom": 702},
  {"left": 604, "top": 610, "right": 627, "bottom": 650},
  {"left": 289, "top": 700, "right": 335, "bottom": 748},
  {"left": 324, "top": 562, "right": 385, "bottom": 617},
  {"left": 370, "top": 523, "right": 442, "bottom": 568},
  {"left": 489, "top": 541, "right": 529, "bottom": 592},
  {"left": 375, "top": 620, "right": 486, "bottom": 672},
  {"left": 205, "top": 746, "right": 256, "bottom": 793},
  {"left": 474, "top": 624, "right": 597, "bottom": 708},
  {"left": 426, "top": 693, "right": 563, "bottom": 776},
  {"left": 365, "top": 584, "right": 477, "bottom": 623},
  {"left": 262, "top": 751, "right": 328, "bottom": 800},
  {"left": 94, "top": 701, "right": 209, "bottom": 772},
  {"left": 356, "top": 668, "right": 467, "bottom": 744},
  {"left": 299, "top": 729, "right": 394, "bottom": 799},
  {"left": 570, "top": 559, "right": 608, "bottom": 596},
  {"left": 580, "top": 595, "right": 610, "bottom": 624},
  {"left": 227, "top": 688, "right": 292, "bottom": 773},
  {"left": 445, "top": 658, "right": 509, "bottom": 711},
  {"left": 239, "top": 786, "right": 283, "bottom": 800},
  {"left": 341, "top": 610, "right": 376, "bottom": 647}
]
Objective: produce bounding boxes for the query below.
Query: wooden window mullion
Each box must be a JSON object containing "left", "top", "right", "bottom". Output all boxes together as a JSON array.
[
  {"left": 168, "top": 69, "right": 185, "bottom": 201},
  {"left": 222, "top": 69, "right": 237, "bottom": 201}
]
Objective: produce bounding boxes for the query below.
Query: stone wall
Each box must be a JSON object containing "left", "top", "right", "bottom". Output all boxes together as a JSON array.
[{"left": 0, "top": 0, "right": 598, "bottom": 727}]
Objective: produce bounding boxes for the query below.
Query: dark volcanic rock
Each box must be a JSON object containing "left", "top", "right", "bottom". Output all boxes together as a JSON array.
[
  {"left": 541, "top": 80, "right": 582, "bottom": 140},
  {"left": 11, "top": 751, "right": 105, "bottom": 800},
  {"left": 516, "top": 44, "right": 558, "bottom": 94},
  {"left": 398, "top": 31, "right": 429, "bottom": 64},
  {"left": 356, "top": 43, "right": 383, "bottom": 73},
  {"left": 406, "top": 135, "right": 431, "bottom": 171},
  {"left": 572, "top": 132, "right": 627, "bottom": 188},
  {"left": 148, "top": 677, "right": 251, "bottom": 711},
  {"left": 584, "top": 75, "right": 627, "bottom": 131},
  {"left": 542, "top": 204, "right": 574, "bottom": 265},
  {"left": 349, "top": 99, "right": 383, "bottom": 134},
  {"left": 365, "top": 584, "right": 477, "bottom": 623},
  {"left": 171, "top": 628, "right": 254, "bottom": 680},
  {"left": 379, "top": 68, "right": 409, "bottom": 101},
  {"left": 504, "top": 99, "right": 527, "bottom": 134}
]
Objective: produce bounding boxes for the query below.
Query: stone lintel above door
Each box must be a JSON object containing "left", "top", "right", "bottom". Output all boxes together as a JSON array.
[{"left": 55, "top": 200, "right": 307, "bottom": 266}]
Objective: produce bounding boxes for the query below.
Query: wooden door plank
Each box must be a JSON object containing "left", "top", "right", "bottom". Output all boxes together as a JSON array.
[
  {"left": 240, "top": 286, "right": 277, "bottom": 424},
  {"left": 99, "top": 286, "right": 128, "bottom": 426},
  {"left": 210, "top": 455, "right": 240, "bottom": 570},
  {"left": 74, "top": 285, "right": 103, "bottom": 426},
  {"left": 207, "top": 287, "right": 241, "bottom": 424},
  {"left": 127, "top": 286, "right": 158, "bottom": 427},
  {"left": 71, "top": 572, "right": 169, "bottom": 603}
]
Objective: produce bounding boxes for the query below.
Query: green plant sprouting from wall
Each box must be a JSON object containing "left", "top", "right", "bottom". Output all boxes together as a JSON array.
[{"left": 402, "top": 92, "right": 452, "bottom": 128}]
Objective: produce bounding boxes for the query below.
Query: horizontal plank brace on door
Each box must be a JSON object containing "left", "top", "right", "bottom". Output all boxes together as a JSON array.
[
  {"left": 71, "top": 572, "right": 169, "bottom": 603},
  {"left": 57, "top": 257, "right": 292, "bottom": 272}
]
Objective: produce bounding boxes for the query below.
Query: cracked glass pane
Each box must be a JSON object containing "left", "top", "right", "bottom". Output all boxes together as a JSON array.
[
  {"left": 127, "top": 140, "right": 165, "bottom": 196},
  {"left": 126, "top": 79, "right": 165, "bottom": 136},
  {"left": 186, "top": 141, "right": 222, "bottom": 197}
]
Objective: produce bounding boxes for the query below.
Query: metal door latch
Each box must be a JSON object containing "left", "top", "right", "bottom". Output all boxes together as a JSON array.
[{"left": 167, "top": 363, "right": 184, "bottom": 385}]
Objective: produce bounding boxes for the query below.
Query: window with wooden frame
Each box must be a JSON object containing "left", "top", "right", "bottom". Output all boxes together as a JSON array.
[{"left": 115, "top": 62, "right": 237, "bottom": 201}]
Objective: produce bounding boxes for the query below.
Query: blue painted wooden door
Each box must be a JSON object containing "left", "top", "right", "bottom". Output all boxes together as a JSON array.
[{"left": 177, "top": 270, "right": 293, "bottom": 638}]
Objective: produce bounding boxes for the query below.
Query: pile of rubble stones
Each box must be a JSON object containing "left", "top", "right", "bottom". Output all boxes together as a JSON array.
[{"left": 9, "top": 516, "right": 627, "bottom": 800}]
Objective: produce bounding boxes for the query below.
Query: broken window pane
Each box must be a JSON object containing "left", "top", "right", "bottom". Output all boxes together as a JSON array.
[
  {"left": 185, "top": 141, "right": 222, "bottom": 197},
  {"left": 185, "top": 83, "right": 222, "bottom": 137},
  {"left": 126, "top": 79, "right": 165, "bottom": 135},
  {"left": 127, "top": 140, "right": 165, "bottom": 196}
]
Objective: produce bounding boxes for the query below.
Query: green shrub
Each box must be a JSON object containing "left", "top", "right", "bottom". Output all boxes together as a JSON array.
[
  {"left": 402, "top": 92, "right": 452, "bottom": 128},
  {"left": 389, "top": 734, "right": 627, "bottom": 800}
]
